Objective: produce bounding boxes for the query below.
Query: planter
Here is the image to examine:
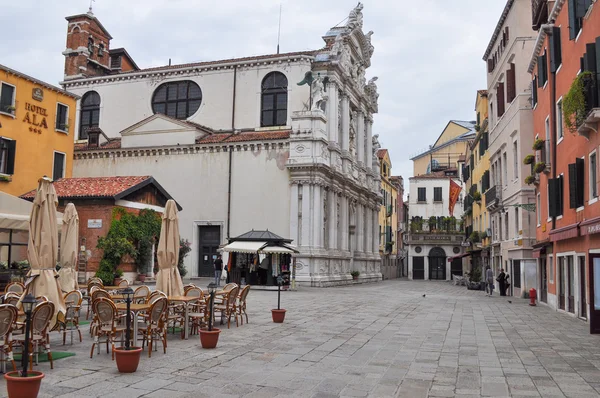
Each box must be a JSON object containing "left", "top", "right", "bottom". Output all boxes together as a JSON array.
[
  {"left": 137, "top": 274, "right": 146, "bottom": 283},
  {"left": 271, "top": 309, "right": 286, "bottom": 323},
  {"left": 352, "top": 275, "right": 358, "bottom": 281},
  {"left": 199, "top": 328, "right": 221, "bottom": 349},
  {"left": 113, "top": 277, "right": 123, "bottom": 286},
  {"left": 5, "top": 370, "right": 44, "bottom": 398},
  {"left": 114, "top": 347, "right": 142, "bottom": 373}
]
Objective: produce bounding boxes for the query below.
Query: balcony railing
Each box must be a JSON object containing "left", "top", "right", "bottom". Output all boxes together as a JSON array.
[
  {"left": 485, "top": 186, "right": 502, "bottom": 210},
  {"left": 531, "top": 0, "right": 548, "bottom": 31},
  {"left": 409, "top": 217, "right": 464, "bottom": 235},
  {"left": 535, "top": 139, "right": 551, "bottom": 170}
]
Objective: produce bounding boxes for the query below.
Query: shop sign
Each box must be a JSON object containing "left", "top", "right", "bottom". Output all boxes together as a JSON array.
[
  {"left": 87, "top": 219, "right": 102, "bottom": 229},
  {"left": 32, "top": 88, "right": 43, "bottom": 101},
  {"left": 22, "top": 102, "right": 48, "bottom": 133},
  {"left": 586, "top": 222, "right": 600, "bottom": 235}
]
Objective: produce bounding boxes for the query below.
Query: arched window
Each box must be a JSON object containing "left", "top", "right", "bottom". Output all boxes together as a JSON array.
[
  {"left": 87, "top": 37, "right": 94, "bottom": 54},
  {"left": 151, "top": 81, "right": 202, "bottom": 120},
  {"left": 261, "top": 72, "right": 288, "bottom": 127},
  {"left": 79, "top": 91, "right": 100, "bottom": 140}
]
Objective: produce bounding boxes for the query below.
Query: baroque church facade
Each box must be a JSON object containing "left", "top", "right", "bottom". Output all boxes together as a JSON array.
[{"left": 62, "top": 4, "right": 382, "bottom": 286}]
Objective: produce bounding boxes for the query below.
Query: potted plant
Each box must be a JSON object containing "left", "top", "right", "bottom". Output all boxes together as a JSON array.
[
  {"left": 271, "top": 275, "right": 286, "bottom": 323},
  {"left": 525, "top": 175, "right": 537, "bottom": 185},
  {"left": 523, "top": 154, "right": 535, "bottom": 165},
  {"left": 113, "top": 288, "right": 142, "bottom": 372},
  {"left": 113, "top": 268, "right": 124, "bottom": 286},
  {"left": 564, "top": 71, "right": 594, "bottom": 133},
  {"left": 533, "top": 162, "right": 546, "bottom": 174},
  {"left": 137, "top": 273, "right": 146, "bottom": 283},
  {"left": 472, "top": 191, "right": 482, "bottom": 202},
  {"left": 469, "top": 231, "right": 480, "bottom": 243},
  {"left": 466, "top": 266, "right": 482, "bottom": 290},
  {"left": 0, "top": 175, "right": 11, "bottom": 182},
  {"left": 200, "top": 283, "right": 221, "bottom": 348},
  {"left": 532, "top": 138, "right": 544, "bottom": 151},
  {"left": 351, "top": 270, "right": 360, "bottom": 281}
]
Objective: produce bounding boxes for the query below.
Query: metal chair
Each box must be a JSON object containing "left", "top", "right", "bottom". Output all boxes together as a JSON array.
[
  {"left": 4, "top": 282, "right": 24, "bottom": 295},
  {"left": 0, "top": 304, "right": 18, "bottom": 372}
]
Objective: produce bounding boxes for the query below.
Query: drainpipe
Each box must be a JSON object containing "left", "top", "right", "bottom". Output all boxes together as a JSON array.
[
  {"left": 545, "top": 25, "right": 557, "bottom": 231},
  {"left": 226, "top": 66, "right": 238, "bottom": 239}
]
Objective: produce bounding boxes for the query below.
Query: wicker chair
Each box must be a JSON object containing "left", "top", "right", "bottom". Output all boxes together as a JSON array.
[
  {"left": 237, "top": 285, "right": 251, "bottom": 325},
  {"left": 12, "top": 301, "right": 55, "bottom": 370},
  {"left": 117, "top": 279, "right": 129, "bottom": 288},
  {"left": 138, "top": 297, "right": 168, "bottom": 357},
  {"left": 186, "top": 289, "right": 206, "bottom": 335},
  {"left": 0, "top": 304, "right": 18, "bottom": 372},
  {"left": 3, "top": 293, "right": 20, "bottom": 306},
  {"left": 4, "top": 282, "right": 24, "bottom": 295},
  {"left": 133, "top": 286, "right": 150, "bottom": 304},
  {"left": 90, "top": 298, "right": 124, "bottom": 359},
  {"left": 214, "top": 285, "right": 240, "bottom": 329},
  {"left": 147, "top": 291, "right": 167, "bottom": 305},
  {"left": 61, "top": 290, "right": 83, "bottom": 344}
]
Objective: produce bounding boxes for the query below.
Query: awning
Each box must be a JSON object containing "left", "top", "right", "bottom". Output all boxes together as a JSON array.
[
  {"left": 580, "top": 216, "right": 600, "bottom": 236},
  {"left": 221, "top": 241, "right": 267, "bottom": 253},
  {"left": 260, "top": 244, "right": 299, "bottom": 254},
  {"left": 0, "top": 192, "right": 63, "bottom": 230},
  {"left": 448, "top": 252, "right": 472, "bottom": 262},
  {"left": 549, "top": 223, "right": 579, "bottom": 242}
]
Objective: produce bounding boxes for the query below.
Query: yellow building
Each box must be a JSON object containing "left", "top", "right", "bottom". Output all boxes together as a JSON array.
[
  {"left": 0, "top": 64, "right": 78, "bottom": 196},
  {"left": 411, "top": 120, "right": 476, "bottom": 177},
  {"left": 377, "top": 149, "right": 398, "bottom": 261},
  {"left": 464, "top": 90, "right": 491, "bottom": 267}
]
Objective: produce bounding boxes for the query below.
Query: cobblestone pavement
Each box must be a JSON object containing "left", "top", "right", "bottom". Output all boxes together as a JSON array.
[{"left": 3, "top": 280, "right": 600, "bottom": 398}]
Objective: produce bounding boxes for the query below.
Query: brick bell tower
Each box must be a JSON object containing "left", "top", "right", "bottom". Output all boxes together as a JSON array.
[{"left": 63, "top": 7, "right": 112, "bottom": 79}]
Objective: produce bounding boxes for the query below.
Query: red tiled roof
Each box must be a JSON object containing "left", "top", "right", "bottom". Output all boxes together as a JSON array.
[
  {"left": 20, "top": 176, "right": 151, "bottom": 199},
  {"left": 75, "top": 138, "right": 122, "bottom": 151},
  {"left": 377, "top": 149, "right": 388, "bottom": 159}
]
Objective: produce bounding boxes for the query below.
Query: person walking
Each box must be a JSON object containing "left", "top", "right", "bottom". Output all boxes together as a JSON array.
[
  {"left": 485, "top": 266, "right": 495, "bottom": 296},
  {"left": 214, "top": 254, "right": 223, "bottom": 287},
  {"left": 497, "top": 268, "right": 507, "bottom": 296}
]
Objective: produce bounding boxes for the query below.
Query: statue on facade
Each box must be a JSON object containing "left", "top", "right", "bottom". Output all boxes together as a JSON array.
[
  {"left": 372, "top": 133, "right": 381, "bottom": 164},
  {"left": 349, "top": 111, "right": 357, "bottom": 158},
  {"left": 311, "top": 74, "right": 328, "bottom": 111},
  {"left": 365, "top": 31, "right": 375, "bottom": 59},
  {"left": 347, "top": 2, "right": 364, "bottom": 31},
  {"left": 365, "top": 77, "right": 379, "bottom": 112},
  {"left": 357, "top": 65, "right": 366, "bottom": 90}
]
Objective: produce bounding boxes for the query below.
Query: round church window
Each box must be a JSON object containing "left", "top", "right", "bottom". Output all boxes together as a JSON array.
[
  {"left": 415, "top": 246, "right": 422, "bottom": 253},
  {"left": 152, "top": 81, "right": 202, "bottom": 119},
  {"left": 453, "top": 247, "right": 460, "bottom": 254}
]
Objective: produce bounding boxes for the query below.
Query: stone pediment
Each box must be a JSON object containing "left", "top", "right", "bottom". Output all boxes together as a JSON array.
[{"left": 120, "top": 114, "right": 210, "bottom": 148}]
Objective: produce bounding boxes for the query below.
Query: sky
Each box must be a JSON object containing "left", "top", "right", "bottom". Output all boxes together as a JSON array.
[{"left": 0, "top": 0, "right": 507, "bottom": 192}]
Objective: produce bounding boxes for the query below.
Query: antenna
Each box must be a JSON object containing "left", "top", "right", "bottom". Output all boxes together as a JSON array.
[
  {"left": 276, "top": 2, "right": 282, "bottom": 54},
  {"left": 88, "top": 0, "right": 95, "bottom": 13}
]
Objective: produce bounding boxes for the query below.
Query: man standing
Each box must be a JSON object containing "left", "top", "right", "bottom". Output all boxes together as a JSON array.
[
  {"left": 214, "top": 255, "right": 223, "bottom": 287},
  {"left": 485, "top": 266, "right": 495, "bottom": 296},
  {"left": 497, "top": 268, "right": 507, "bottom": 296}
]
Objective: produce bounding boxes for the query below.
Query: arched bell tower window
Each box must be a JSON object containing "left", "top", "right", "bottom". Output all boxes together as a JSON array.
[
  {"left": 261, "top": 72, "right": 288, "bottom": 127},
  {"left": 79, "top": 91, "right": 100, "bottom": 140}
]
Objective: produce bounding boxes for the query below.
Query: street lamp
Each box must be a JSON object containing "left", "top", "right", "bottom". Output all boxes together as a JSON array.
[
  {"left": 21, "top": 294, "right": 37, "bottom": 377},
  {"left": 207, "top": 283, "right": 216, "bottom": 332},
  {"left": 119, "top": 287, "right": 134, "bottom": 350}
]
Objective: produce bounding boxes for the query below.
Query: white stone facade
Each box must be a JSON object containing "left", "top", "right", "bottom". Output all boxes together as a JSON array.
[{"left": 68, "top": 4, "right": 382, "bottom": 286}]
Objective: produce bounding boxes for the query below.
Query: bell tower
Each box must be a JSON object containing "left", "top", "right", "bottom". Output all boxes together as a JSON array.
[{"left": 63, "top": 9, "right": 112, "bottom": 79}]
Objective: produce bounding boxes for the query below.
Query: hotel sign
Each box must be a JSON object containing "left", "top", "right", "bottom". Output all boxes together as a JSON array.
[
  {"left": 32, "top": 88, "right": 43, "bottom": 101},
  {"left": 583, "top": 222, "right": 600, "bottom": 236},
  {"left": 22, "top": 102, "right": 48, "bottom": 134}
]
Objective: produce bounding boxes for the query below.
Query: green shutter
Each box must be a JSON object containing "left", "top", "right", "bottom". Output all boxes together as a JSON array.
[
  {"left": 5, "top": 139, "right": 16, "bottom": 175},
  {"left": 550, "top": 27, "right": 562, "bottom": 72}
]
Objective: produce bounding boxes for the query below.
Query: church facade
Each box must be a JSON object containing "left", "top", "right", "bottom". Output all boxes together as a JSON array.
[{"left": 62, "top": 4, "right": 382, "bottom": 286}]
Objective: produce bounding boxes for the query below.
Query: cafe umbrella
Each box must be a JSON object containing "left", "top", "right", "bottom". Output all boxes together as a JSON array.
[
  {"left": 58, "top": 203, "right": 79, "bottom": 292},
  {"left": 155, "top": 199, "right": 184, "bottom": 296}
]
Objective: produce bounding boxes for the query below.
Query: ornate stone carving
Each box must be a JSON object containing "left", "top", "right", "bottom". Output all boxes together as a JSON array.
[
  {"left": 347, "top": 2, "right": 364, "bottom": 31},
  {"left": 337, "top": 94, "right": 343, "bottom": 140},
  {"left": 294, "top": 144, "right": 306, "bottom": 153},
  {"left": 372, "top": 133, "right": 381, "bottom": 165},
  {"left": 365, "top": 77, "right": 379, "bottom": 113},
  {"left": 365, "top": 31, "right": 375, "bottom": 59},
  {"left": 349, "top": 111, "right": 357, "bottom": 159},
  {"left": 311, "top": 74, "right": 328, "bottom": 111}
]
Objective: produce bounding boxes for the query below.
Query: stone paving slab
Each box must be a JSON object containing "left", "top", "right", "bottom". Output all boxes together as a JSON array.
[{"left": 1, "top": 280, "right": 600, "bottom": 397}]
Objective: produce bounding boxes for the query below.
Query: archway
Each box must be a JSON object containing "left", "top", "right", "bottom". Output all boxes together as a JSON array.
[{"left": 428, "top": 247, "right": 446, "bottom": 280}]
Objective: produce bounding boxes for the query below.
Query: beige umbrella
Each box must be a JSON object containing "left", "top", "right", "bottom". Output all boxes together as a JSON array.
[
  {"left": 22, "top": 177, "right": 66, "bottom": 330},
  {"left": 58, "top": 203, "right": 79, "bottom": 292},
  {"left": 155, "top": 199, "right": 184, "bottom": 296}
]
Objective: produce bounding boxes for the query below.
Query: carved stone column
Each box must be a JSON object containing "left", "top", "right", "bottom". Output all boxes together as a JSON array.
[
  {"left": 328, "top": 189, "right": 337, "bottom": 250},
  {"left": 357, "top": 111, "right": 365, "bottom": 166},
  {"left": 373, "top": 208, "right": 379, "bottom": 256},
  {"left": 327, "top": 82, "right": 339, "bottom": 144},
  {"left": 365, "top": 205, "right": 371, "bottom": 253},
  {"left": 289, "top": 183, "right": 299, "bottom": 245},
  {"left": 312, "top": 184, "right": 322, "bottom": 248},
  {"left": 341, "top": 94, "right": 350, "bottom": 153},
  {"left": 301, "top": 184, "right": 311, "bottom": 247},
  {"left": 356, "top": 203, "right": 364, "bottom": 253},
  {"left": 365, "top": 117, "right": 373, "bottom": 171},
  {"left": 341, "top": 194, "right": 349, "bottom": 251}
]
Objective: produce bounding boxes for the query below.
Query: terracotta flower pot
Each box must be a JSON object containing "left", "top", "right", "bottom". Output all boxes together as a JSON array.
[
  {"left": 138, "top": 274, "right": 146, "bottom": 283},
  {"left": 113, "top": 277, "right": 123, "bottom": 286},
  {"left": 271, "top": 309, "right": 286, "bottom": 323},
  {"left": 5, "top": 370, "right": 44, "bottom": 398},
  {"left": 114, "top": 347, "right": 142, "bottom": 373},
  {"left": 200, "top": 328, "right": 221, "bottom": 349}
]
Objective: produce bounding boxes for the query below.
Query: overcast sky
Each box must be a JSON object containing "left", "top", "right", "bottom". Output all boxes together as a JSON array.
[{"left": 1, "top": 0, "right": 506, "bottom": 190}]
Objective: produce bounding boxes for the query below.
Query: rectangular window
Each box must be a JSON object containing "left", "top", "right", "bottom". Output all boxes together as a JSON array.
[
  {"left": 52, "top": 151, "right": 66, "bottom": 181},
  {"left": 513, "top": 260, "right": 521, "bottom": 288},
  {"left": 568, "top": 158, "right": 585, "bottom": 208},
  {"left": 549, "top": 175, "right": 564, "bottom": 217},
  {"left": 433, "top": 187, "right": 442, "bottom": 202},
  {"left": 515, "top": 207, "right": 519, "bottom": 237},
  {"left": 537, "top": 193, "right": 541, "bottom": 226},
  {"left": 568, "top": 0, "right": 586, "bottom": 40},
  {"left": 538, "top": 52, "right": 548, "bottom": 87},
  {"left": 503, "top": 152, "right": 508, "bottom": 187},
  {"left": 557, "top": 99, "right": 564, "bottom": 140},
  {"left": 497, "top": 82, "right": 505, "bottom": 117},
  {"left": 0, "top": 83, "right": 16, "bottom": 115},
  {"left": 504, "top": 212, "right": 509, "bottom": 241},
  {"left": 591, "top": 151, "right": 598, "bottom": 199},
  {"left": 417, "top": 187, "right": 426, "bottom": 203},
  {"left": 0, "top": 138, "right": 16, "bottom": 175},
  {"left": 532, "top": 76, "right": 538, "bottom": 107},
  {"left": 55, "top": 103, "right": 69, "bottom": 132},
  {"left": 549, "top": 256, "right": 554, "bottom": 283},
  {"left": 513, "top": 141, "right": 518, "bottom": 179}
]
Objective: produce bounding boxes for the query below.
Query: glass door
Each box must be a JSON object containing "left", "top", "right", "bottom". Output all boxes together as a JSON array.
[
  {"left": 590, "top": 255, "right": 600, "bottom": 334},
  {"left": 568, "top": 256, "right": 575, "bottom": 314},
  {"left": 559, "top": 257, "right": 565, "bottom": 310},
  {"left": 579, "top": 256, "right": 587, "bottom": 319}
]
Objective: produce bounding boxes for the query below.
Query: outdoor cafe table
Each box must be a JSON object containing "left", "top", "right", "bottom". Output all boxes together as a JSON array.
[
  {"left": 168, "top": 296, "right": 198, "bottom": 340},
  {"left": 116, "top": 302, "right": 150, "bottom": 345}
]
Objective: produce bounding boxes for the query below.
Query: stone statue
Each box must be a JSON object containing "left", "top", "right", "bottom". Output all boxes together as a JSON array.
[
  {"left": 311, "top": 74, "right": 328, "bottom": 111},
  {"left": 349, "top": 111, "right": 357, "bottom": 158},
  {"left": 337, "top": 96, "right": 343, "bottom": 139},
  {"left": 365, "top": 31, "right": 375, "bottom": 59},
  {"left": 366, "top": 77, "right": 379, "bottom": 112},
  {"left": 331, "top": 34, "right": 345, "bottom": 57},
  {"left": 347, "top": 2, "right": 364, "bottom": 31},
  {"left": 357, "top": 65, "right": 366, "bottom": 90},
  {"left": 372, "top": 134, "right": 381, "bottom": 162}
]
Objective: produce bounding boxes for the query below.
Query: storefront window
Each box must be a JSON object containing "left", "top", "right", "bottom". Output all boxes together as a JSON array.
[{"left": 0, "top": 229, "right": 28, "bottom": 269}]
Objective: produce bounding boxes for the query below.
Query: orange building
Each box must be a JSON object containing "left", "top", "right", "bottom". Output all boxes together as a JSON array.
[{"left": 529, "top": 0, "right": 600, "bottom": 332}]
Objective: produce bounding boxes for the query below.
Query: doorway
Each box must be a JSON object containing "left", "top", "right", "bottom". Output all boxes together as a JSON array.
[
  {"left": 540, "top": 258, "right": 547, "bottom": 303},
  {"left": 428, "top": 247, "right": 446, "bottom": 280},
  {"left": 568, "top": 256, "right": 575, "bottom": 314},
  {"left": 197, "top": 225, "right": 220, "bottom": 277},
  {"left": 451, "top": 258, "right": 463, "bottom": 277},
  {"left": 579, "top": 256, "right": 587, "bottom": 319},
  {"left": 558, "top": 257, "right": 565, "bottom": 310},
  {"left": 590, "top": 254, "right": 600, "bottom": 334},
  {"left": 413, "top": 257, "right": 424, "bottom": 280}
]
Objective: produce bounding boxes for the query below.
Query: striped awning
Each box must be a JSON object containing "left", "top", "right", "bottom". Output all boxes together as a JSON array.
[
  {"left": 549, "top": 223, "right": 579, "bottom": 242},
  {"left": 221, "top": 241, "right": 267, "bottom": 253}
]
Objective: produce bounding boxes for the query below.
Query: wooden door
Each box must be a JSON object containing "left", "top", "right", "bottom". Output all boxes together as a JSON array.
[
  {"left": 580, "top": 256, "right": 587, "bottom": 319},
  {"left": 568, "top": 256, "right": 575, "bottom": 314},
  {"left": 559, "top": 258, "right": 565, "bottom": 310},
  {"left": 540, "top": 258, "right": 548, "bottom": 303},
  {"left": 590, "top": 254, "right": 600, "bottom": 334}
]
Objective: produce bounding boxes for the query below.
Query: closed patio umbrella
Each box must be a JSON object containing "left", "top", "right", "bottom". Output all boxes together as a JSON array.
[
  {"left": 21, "top": 177, "right": 66, "bottom": 330},
  {"left": 58, "top": 203, "right": 79, "bottom": 292},
  {"left": 155, "top": 199, "right": 184, "bottom": 296}
]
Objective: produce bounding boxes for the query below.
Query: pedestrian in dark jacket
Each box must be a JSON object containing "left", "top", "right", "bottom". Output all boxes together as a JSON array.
[{"left": 497, "top": 269, "right": 507, "bottom": 296}]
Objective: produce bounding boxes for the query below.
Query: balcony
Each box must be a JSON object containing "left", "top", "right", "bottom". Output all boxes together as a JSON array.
[
  {"left": 408, "top": 217, "right": 464, "bottom": 242},
  {"left": 485, "top": 186, "right": 502, "bottom": 211},
  {"left": 535, "top": 139, "right": 551, "bottom": 171},
  {"left": 576, "top": 75, "right": 600, "bottom": 140},
  {"left": 531, "top": 0, "right": 548, "bottom": 31}
]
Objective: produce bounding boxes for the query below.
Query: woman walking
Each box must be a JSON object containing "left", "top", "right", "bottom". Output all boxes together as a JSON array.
[{"left": 485, "top": 266, "right": 495, "bottom": 296}]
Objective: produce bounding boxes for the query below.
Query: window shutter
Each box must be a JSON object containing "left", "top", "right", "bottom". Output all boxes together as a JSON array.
[
  {"left": 596, "top": 37, "right": 600, "bottom": 106},
  {"left": 576, "top": 0, "right": 588, "bottom": 18},
  {"left": 550, "top": 27, "right": 562, "bottom": 72},
  {"left": 505, "top": 27, "right": 509, "bottom": 43},
  {"left": 5, "top": 140, "right": 16, "bottom": 175},
  {"left": 497, "top": 83, "right": 505, "bottom": 116},
  {"left": 576, "top": 158, "right": 585, "bottom": 207},
  {"left": 487, "top": 59, "right": 493, "bottom": 73},
  {"left": 507, "top": 64, "right": 516, "bottom": 103},
  {"left": 537, "top": 57, "right": 544, "bottom": 86},
  {"left": 549, "top": 178, "right": 558, "bottom": 217},
  {"left": 568, "top": 163, "right": 578, "bottom": 209},
  {"left": 558, "top": 175, "right": 564, "bottom": 216},
  {"left": 568, "top": 0, "right": 578, "bottom": 39},
  {"left": 532, "top": 76, "right": 538, "bottom": 106}
]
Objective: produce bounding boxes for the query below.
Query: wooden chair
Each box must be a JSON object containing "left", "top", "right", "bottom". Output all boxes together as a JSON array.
[
  {"left": 214, "top": 283, "right": 238, "bottom": 306},
  {"left": 133, "top": 286, "right": 150, "bottom": 304},
  {"left": 186, "top": 290, "right": 206, "bottom": 335},
  {"left": 214, "top": 285, "right": 240, "bottom": 329},
  {"left": 12, "top": 301, "right": 55, "bottom": 370},
  {"left": 237, "top": 285, "right": 251, "bottom": 325},
  {"left": 147, "top": 291, "right": 167, "bottom": 305},
  {"left": 117, "top": 279, "right": 129, "bottom": 288},
  {"left": 3, "top": 293, "right": 20, "bottom": 306},
  {"left": 138, "top": 297, "right": 168, "bottom": 357},
  {"left": 4, "top": 282, "right": 24, "bottom": 295},
  {"left": 90, "top": 298, "right": 124, "bottom": 360},
  {"left": 61, "top": 290, "right": 83, "bottom": 344},
  {"left": 0, "top": 304, "right": 18, "bottom": 372},
  {"left": 183, "top": 284, "right": 197, "bottom": 294}
]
